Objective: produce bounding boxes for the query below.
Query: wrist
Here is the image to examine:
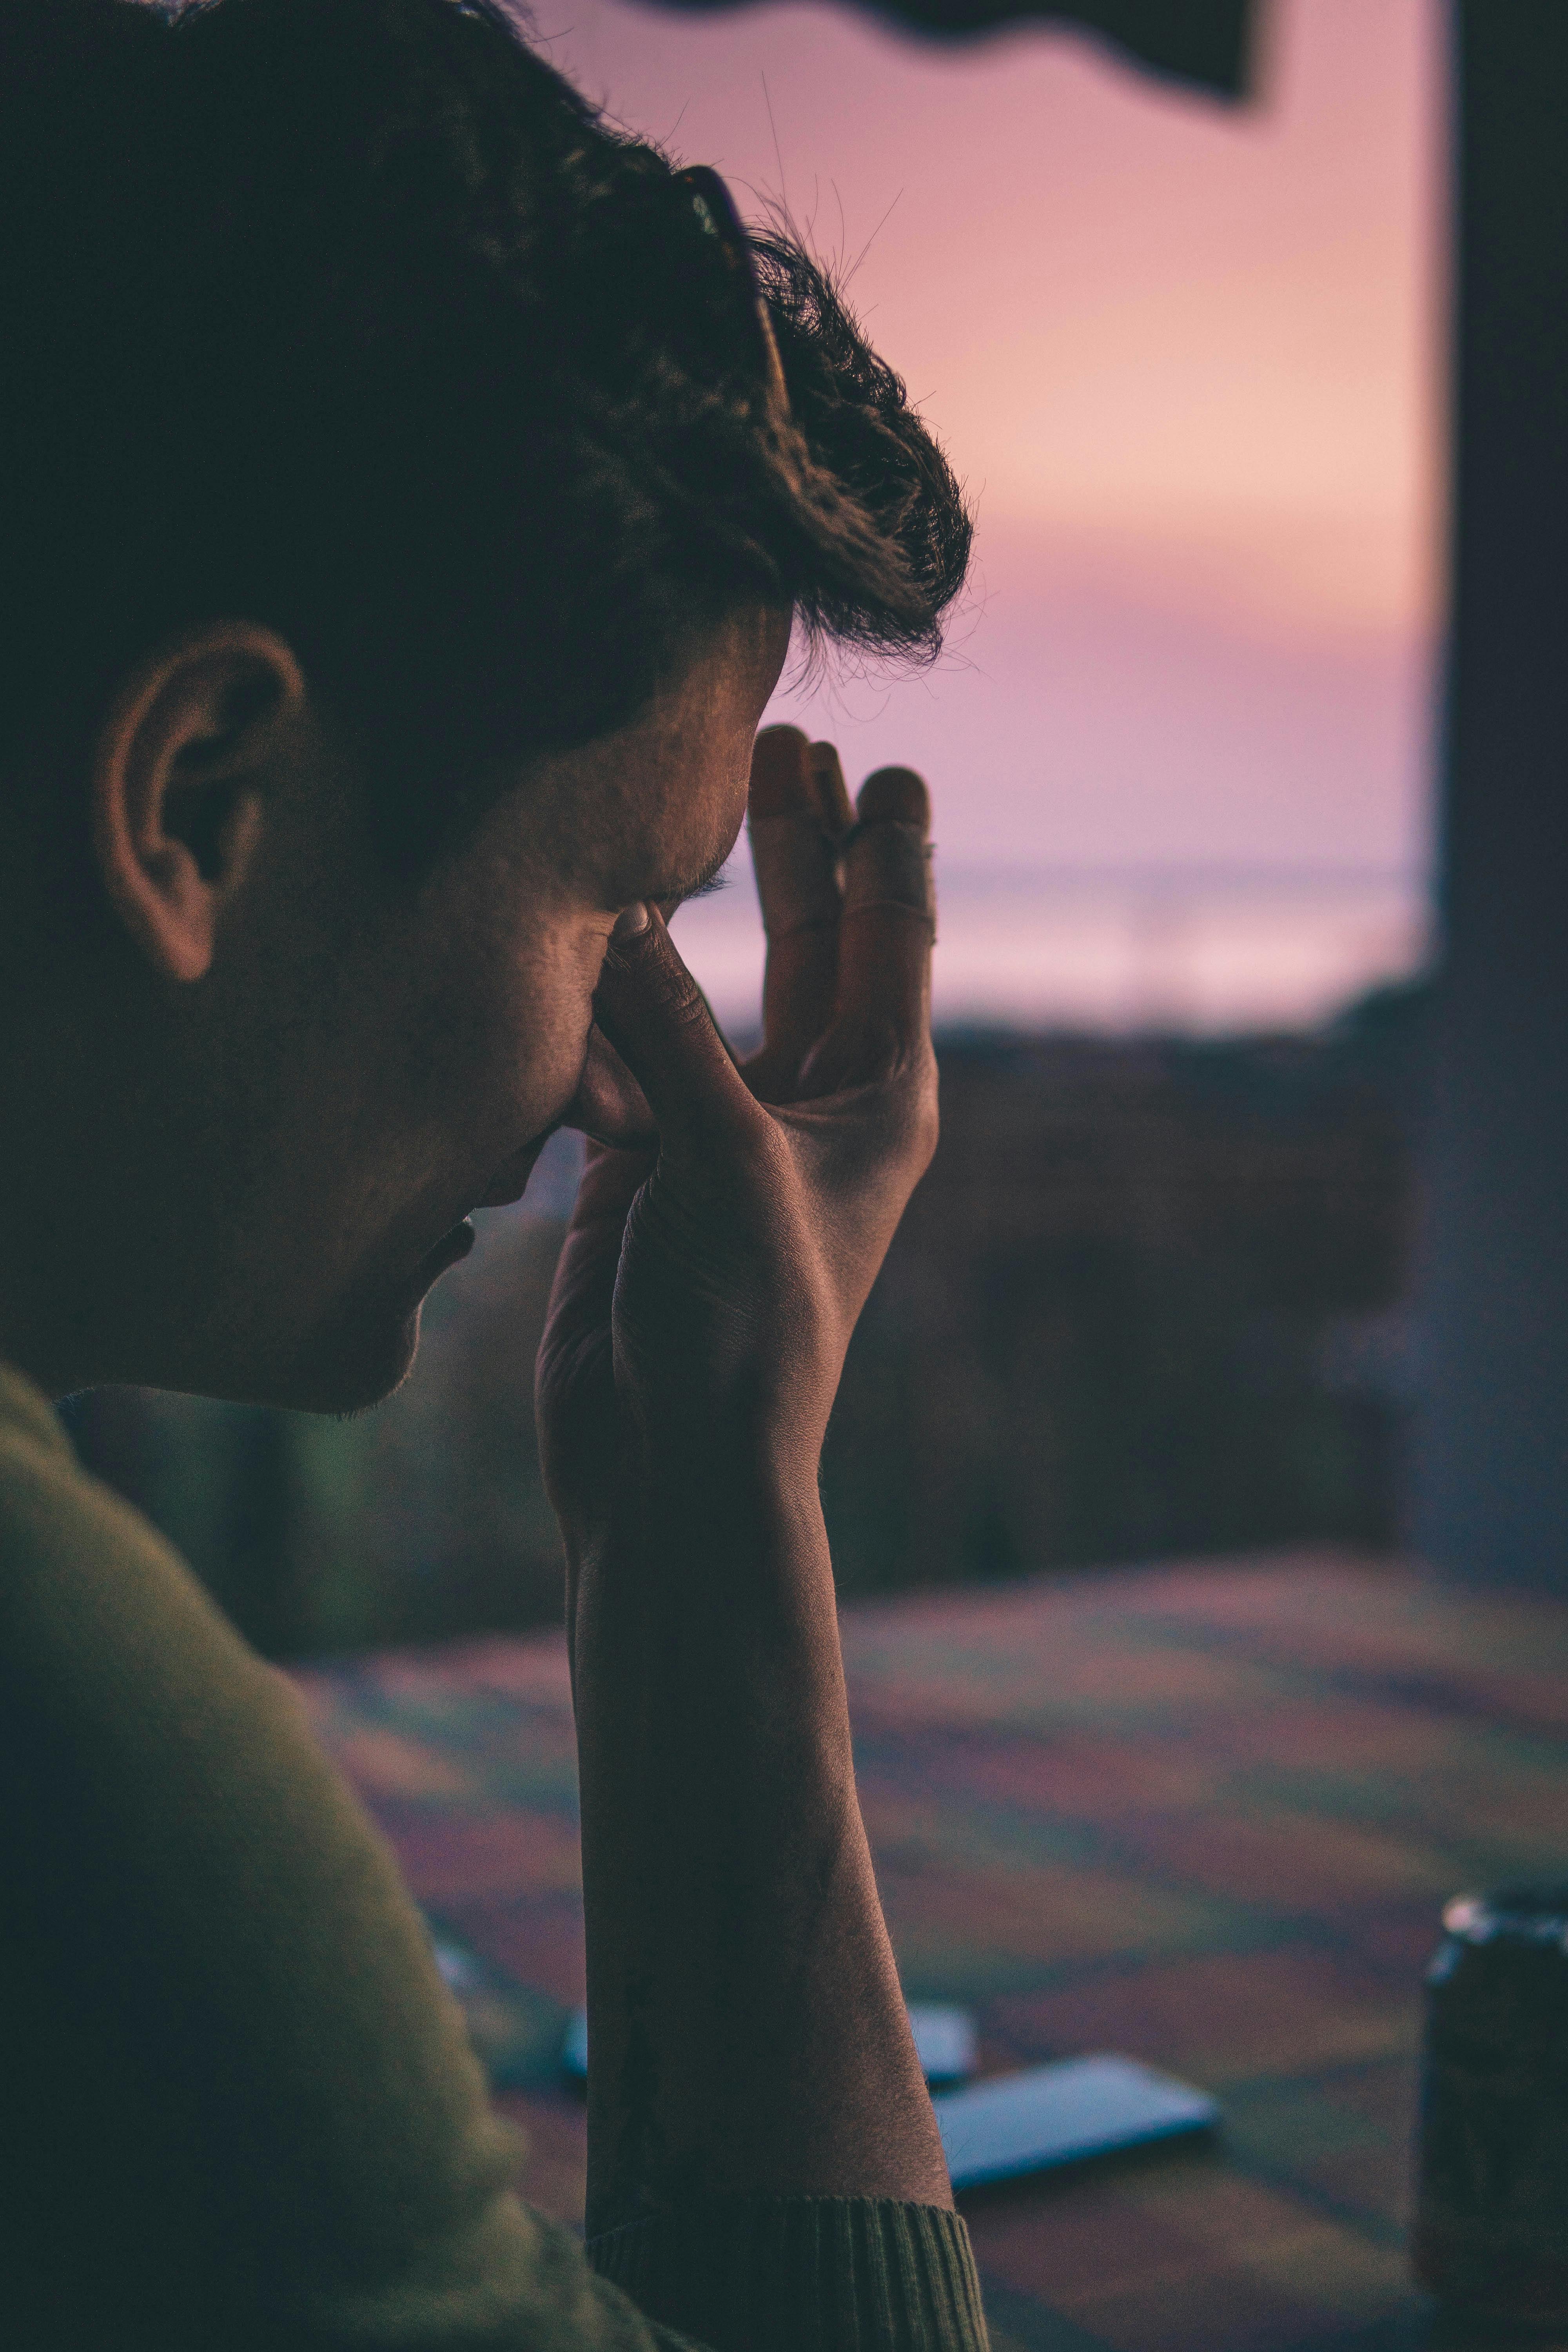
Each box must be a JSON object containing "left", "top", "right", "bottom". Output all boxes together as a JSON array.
[
  {"left": 570, "top": 1441, "right": 846, "bottom": 1766},
  {"left": 558, "top": 1412, "right": 824, "bottom": 1560}
]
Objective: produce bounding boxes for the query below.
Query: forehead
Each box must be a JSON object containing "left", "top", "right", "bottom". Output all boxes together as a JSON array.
[{"left": 531, "top": 606, "right": 791, "bottom": 903}]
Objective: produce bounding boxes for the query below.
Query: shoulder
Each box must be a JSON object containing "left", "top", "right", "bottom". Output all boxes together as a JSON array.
[
  {"left": 0, "top": 1372, "right": 659, "bottom": 2348},
  {"left": 0, "top": 1364, "right": 277, "bottom": 1749}
]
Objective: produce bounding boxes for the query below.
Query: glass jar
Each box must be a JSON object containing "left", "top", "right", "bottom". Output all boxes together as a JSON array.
[{"left": 1413, "top": 1886, "right": 1568, "bottom": 2332}]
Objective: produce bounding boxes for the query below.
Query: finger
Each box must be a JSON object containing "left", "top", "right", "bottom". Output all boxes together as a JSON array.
[
  {"left": 748, "top": 725, "right": 844, "bottom": 1082},
  {"left": 566, "top": 1022, "right": 658, "bottom": 1152},
  {"left": 550, "top": 1138, "right": 650, "bottom": 1316},
  {"left": 544, "top": 1140, "right": 651, "bottom": 1356},
  {"left": 537, "top": 1137, "right": 653, "bottom": 1624},
  {"left": 832, "top": 766, "right": 935, "bottom": 1047},
  {"left": 591, "top": 903, "right": 760, "bottom": 1163},
  {"left": 808, "top": 739, "right": 855, "bottom": 834}
]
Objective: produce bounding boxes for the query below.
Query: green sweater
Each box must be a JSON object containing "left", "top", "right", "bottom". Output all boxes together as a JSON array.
[{"left": 0, "top": 1361, "right": 987, "bottom": 2350}]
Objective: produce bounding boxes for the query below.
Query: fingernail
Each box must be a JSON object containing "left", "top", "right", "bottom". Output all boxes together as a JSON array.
[{"left": 612, "top": 902, "right": 650, "bottom": 940}]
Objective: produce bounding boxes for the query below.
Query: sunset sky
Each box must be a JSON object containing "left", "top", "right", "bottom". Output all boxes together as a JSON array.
[{"left": 538, "top": 0, "right": 1445, "bottom": 878}]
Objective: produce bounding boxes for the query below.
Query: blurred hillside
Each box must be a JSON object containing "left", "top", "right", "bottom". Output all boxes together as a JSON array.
[{"left": 63, "top": 983, "right": 1427, "bottom": 1658}]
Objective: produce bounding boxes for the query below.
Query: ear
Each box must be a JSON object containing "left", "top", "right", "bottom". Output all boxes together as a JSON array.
[{"left": 91, "top": 622, "right": 308, "bottom": 984}]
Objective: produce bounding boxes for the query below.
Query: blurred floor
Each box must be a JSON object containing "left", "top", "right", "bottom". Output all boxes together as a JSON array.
[{"left": 294, "top": 1549, "right": 1568, "bottom": 2352}]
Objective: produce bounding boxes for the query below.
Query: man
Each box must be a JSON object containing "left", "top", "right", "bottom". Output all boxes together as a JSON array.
[{"left": 0, "top": 0, "right": 986, "bottom": 2343}]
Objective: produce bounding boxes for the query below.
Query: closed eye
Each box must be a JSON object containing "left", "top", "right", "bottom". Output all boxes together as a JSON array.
[{"left": 640, "top": 841, "right": 738, "bottom": 907}]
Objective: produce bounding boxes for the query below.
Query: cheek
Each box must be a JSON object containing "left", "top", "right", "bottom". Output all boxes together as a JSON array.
[
  {"left": 383, "top": 889, "right": 610, "bottom": 1173},
  {"left": 456, "top": 922, "right": 608, "bottom": 1123}
]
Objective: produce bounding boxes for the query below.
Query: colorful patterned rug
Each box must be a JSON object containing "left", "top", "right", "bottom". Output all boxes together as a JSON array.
[{"left": 294, "top": 1549, "right": 1568, "bottom": 2352}]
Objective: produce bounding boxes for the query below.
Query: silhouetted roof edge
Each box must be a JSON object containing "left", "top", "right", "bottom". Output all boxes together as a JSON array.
[{"left": 637, "top": 0, "right": 1257, "bottom": 98}]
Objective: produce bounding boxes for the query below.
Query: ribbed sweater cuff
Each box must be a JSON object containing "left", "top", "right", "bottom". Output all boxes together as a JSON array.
[{"left": 586, "top": 2195, "right": 989, "bottom": 2351}]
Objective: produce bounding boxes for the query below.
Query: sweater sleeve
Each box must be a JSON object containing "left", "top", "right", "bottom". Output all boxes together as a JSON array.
[
  {"left": 0, "top": 1365, "right": 987, "bottom": 2352},
  {"left": 591, "top": 2197, "right": 989, "bottom": 2350}
]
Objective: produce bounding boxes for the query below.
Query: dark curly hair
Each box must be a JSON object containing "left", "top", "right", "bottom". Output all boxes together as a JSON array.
[{"left": 0, "top": 0, "right": 971, "bottom": 869}]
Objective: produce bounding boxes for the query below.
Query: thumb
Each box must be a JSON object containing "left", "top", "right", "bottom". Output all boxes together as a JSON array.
[{"left": 592, "top": 904, "right": 759, "bottom": 1160}]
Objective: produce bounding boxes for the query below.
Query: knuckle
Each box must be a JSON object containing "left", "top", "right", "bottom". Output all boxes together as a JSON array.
[
  {"left": 659, "top": 966, "right": 713, "bottom": 1032},
  {"left": 632, "top": 926, "right": 713, "bottom": 1031}
]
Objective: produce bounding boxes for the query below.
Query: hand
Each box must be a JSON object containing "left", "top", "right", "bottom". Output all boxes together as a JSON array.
[
  {"left": 535, "top": 728, "right": 951, "bottom": 2223},
  {"left": 535, "top": 726, "right": 938, "bottom": 1568}
]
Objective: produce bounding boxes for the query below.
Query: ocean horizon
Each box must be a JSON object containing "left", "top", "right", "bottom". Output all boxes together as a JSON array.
[{"left": 669, "top": 852, "right": 1432, "bottom": 1042}]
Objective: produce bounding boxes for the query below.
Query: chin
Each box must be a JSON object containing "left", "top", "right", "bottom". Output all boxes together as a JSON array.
[
  {"left": 193, "top": 1292, "right": 425, "bottom": 1416},
  {"left": 169, "top": 1222, "right": 471, "bottom": 1413},
  {"left": 274, "top": 1302, "right": 427, "bottom": 1416}
]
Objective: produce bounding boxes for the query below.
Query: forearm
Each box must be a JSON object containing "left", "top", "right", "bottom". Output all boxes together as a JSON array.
[{"left": 570, "top": 1449, "right": 951, "bottom": 2238}]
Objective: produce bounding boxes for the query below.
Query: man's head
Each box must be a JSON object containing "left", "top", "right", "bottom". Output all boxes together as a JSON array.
[{"left": 0, "top": 0, "right": 969, "bottom": 1410}]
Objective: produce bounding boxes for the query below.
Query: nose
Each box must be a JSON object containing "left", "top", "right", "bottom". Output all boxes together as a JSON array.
[{"left": 565, "top": 1022, "right": 658, "bottom": 1149}]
